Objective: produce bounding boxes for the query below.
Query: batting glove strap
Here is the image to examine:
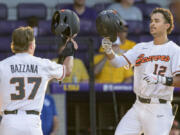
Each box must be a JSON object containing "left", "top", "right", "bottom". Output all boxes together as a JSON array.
[
  {"left": 143, "top": 73, "right": 173, "bottom": 86},
  {"left": 158, "top": 76, "right": 173, "bottom": 86},
  {"left": 165, "top": 77, "right": 173, "bottom": 86}
]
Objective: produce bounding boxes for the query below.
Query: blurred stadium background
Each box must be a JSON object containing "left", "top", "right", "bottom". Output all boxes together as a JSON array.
[{"left": 0, "top": 0, "right": 180, "bottom": 135}]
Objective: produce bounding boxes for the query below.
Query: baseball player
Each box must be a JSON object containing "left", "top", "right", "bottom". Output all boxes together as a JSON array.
[
  {"left": 98, "top": 8, "right": 180, "bottom": 135},
  {"left": 0, "top": 9, "right": 80, "bottom": 135}
]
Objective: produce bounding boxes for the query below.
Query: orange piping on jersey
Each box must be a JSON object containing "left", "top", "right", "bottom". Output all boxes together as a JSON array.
[
  {"left": 122, "top": 55, "right": 131, "bottom": 67},
  {"left": 58, "top": 66, "right": 65, "bottom": 81},
  {"left": 172, "top": 70, "right": 180, "bottom": 76},
  {"left": 135, "top": 54, "right": 170, "bottom": 66}
]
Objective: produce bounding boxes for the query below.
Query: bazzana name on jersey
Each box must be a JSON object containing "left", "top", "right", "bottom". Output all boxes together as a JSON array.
[
  {"left": 10, "top": 64, "right": 38, "bottom": 74},
  {"left": 135, "top": 54, "right": 170, "bottom": 66}
]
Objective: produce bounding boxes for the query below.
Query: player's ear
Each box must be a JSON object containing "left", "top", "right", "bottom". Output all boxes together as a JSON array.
[
  {"left": 165, "top": 23, "right": 170, "bottom": 31},
  {"left": 28, "top": 43, "right": 34, "bottom": 53},
  {"left": 29, "top": 40, "right": 36, "bottom": 50},
  {"left": 29, "top": 43, "right": 33, "bottom": 50}
]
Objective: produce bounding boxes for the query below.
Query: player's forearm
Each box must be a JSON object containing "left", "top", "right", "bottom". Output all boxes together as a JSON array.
[
  {"left": 172, "top": 75, "right": 180, "bottom": 87},
  {"left": 158, "top": 75, "right": 180, "bottom": 87},
  {"left": 109, "top": 54, "right": 129, "bottom": 68},
  {"left": 63, "top": 56, "right": 73, "bottom": 77},
  {"left": 162, "top": 75, "right": 180, "bottom": 87}
]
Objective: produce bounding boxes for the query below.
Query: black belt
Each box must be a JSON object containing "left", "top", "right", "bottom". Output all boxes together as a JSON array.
[
  {"left": 138, "top": 96, "right": 167, "bottom": 104},
  {"left": 4, "top": 110, "right": 40, "bottom": 115}
]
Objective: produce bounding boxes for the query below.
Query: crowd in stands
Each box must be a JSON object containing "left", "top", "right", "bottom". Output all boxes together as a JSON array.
[
  {"left": 1, "top": 0, "right": 180, "bottom": 85},
  {"left": 108, "top": 0, "right": 143, "bottom": 21}
]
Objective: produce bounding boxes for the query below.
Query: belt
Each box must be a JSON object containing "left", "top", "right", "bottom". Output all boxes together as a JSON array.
[
  {"left": 4, "top": 110, "right": 40, "bottom": 115},
  {"left": 138, "top": 96, "right": 167, "bottom": 104}
]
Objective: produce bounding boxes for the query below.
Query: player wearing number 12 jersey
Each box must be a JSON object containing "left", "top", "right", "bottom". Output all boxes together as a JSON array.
[
  {"left": 101, "top": 8, "right": 180, "bottom": 135},
  {"left": 0, "top": 27, "right": 74, "bottom": 135}
]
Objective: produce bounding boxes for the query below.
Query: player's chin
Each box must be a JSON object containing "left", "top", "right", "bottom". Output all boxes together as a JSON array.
[{"left": 150, "top": 31, "right": 157, "bottom": 37}]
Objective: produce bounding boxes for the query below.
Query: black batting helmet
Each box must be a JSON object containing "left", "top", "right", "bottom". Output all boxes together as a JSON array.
[
  {"left": 96, "top": 10, "right": 125, "bottom": 42},
  {"left": 51, "top": 9, "right": 80, "bottom": 38}
]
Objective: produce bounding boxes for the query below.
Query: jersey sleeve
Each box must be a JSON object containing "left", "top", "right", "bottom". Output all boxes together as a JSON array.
[
  {"left": 46, "top": 60, "right": 66, "bottom": 81},
  {"left": 172, "top": 48, "right": 180, "bottom": 76},
  {"left": 123, "top": 43, "right": 143, "bottom": 66}
]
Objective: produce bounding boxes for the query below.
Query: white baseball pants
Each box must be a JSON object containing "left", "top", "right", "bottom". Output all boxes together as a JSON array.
[
  {"left": 0, "top": 110, "right": 43, "bottom": 135},
  {"left": 115, "top": 100, "right": 175, "bottom": 135}
]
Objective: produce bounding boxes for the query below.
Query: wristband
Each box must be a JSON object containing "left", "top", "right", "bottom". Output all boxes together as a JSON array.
[{"left": 165, "top": 77, "right": 173, "bottom": 86}]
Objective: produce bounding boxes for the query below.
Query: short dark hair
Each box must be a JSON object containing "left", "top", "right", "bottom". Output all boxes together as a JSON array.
[
  {"left": 11, "top": 26, "right": 34, "bottom": 53},
  {"left": 151, "top": 8, "right": 174, "bottom": 35}
]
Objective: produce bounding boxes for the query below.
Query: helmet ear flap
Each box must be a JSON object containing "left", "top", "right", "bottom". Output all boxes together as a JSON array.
[{"left": 51, "top": 11, "right": 60, "bottom": 35}]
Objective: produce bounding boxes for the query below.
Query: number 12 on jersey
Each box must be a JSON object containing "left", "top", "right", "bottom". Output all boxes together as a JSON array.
[
  {"left": 10, "top": 77, "right": 42, "bottom": 100},
  {"left": 153, "top": 64, "right": 167, "bottom": 76}
]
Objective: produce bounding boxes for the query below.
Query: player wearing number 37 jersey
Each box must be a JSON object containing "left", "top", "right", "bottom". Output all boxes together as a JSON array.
[
  {"left": 102, "top": 8, "right": 180, "bottom": 135},
  {"left": 0, "top": 27, "right": 74, "bottom": 135}
]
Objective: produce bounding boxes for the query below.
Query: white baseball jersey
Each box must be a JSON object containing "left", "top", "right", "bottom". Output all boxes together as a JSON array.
[
  {"left": 123, "top": 41, "right": 180, "bottom": 100},
  {"left": 0, "top": 53, "right": 65, "bottom": 112}
]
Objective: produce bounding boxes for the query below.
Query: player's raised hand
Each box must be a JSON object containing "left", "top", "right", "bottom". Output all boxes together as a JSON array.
[
  {"left": 143, "top": 73, "right": 166, "bottom": 85},
  {"left": 102, "top": 38, "right": 113, "bottom": 54}
]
